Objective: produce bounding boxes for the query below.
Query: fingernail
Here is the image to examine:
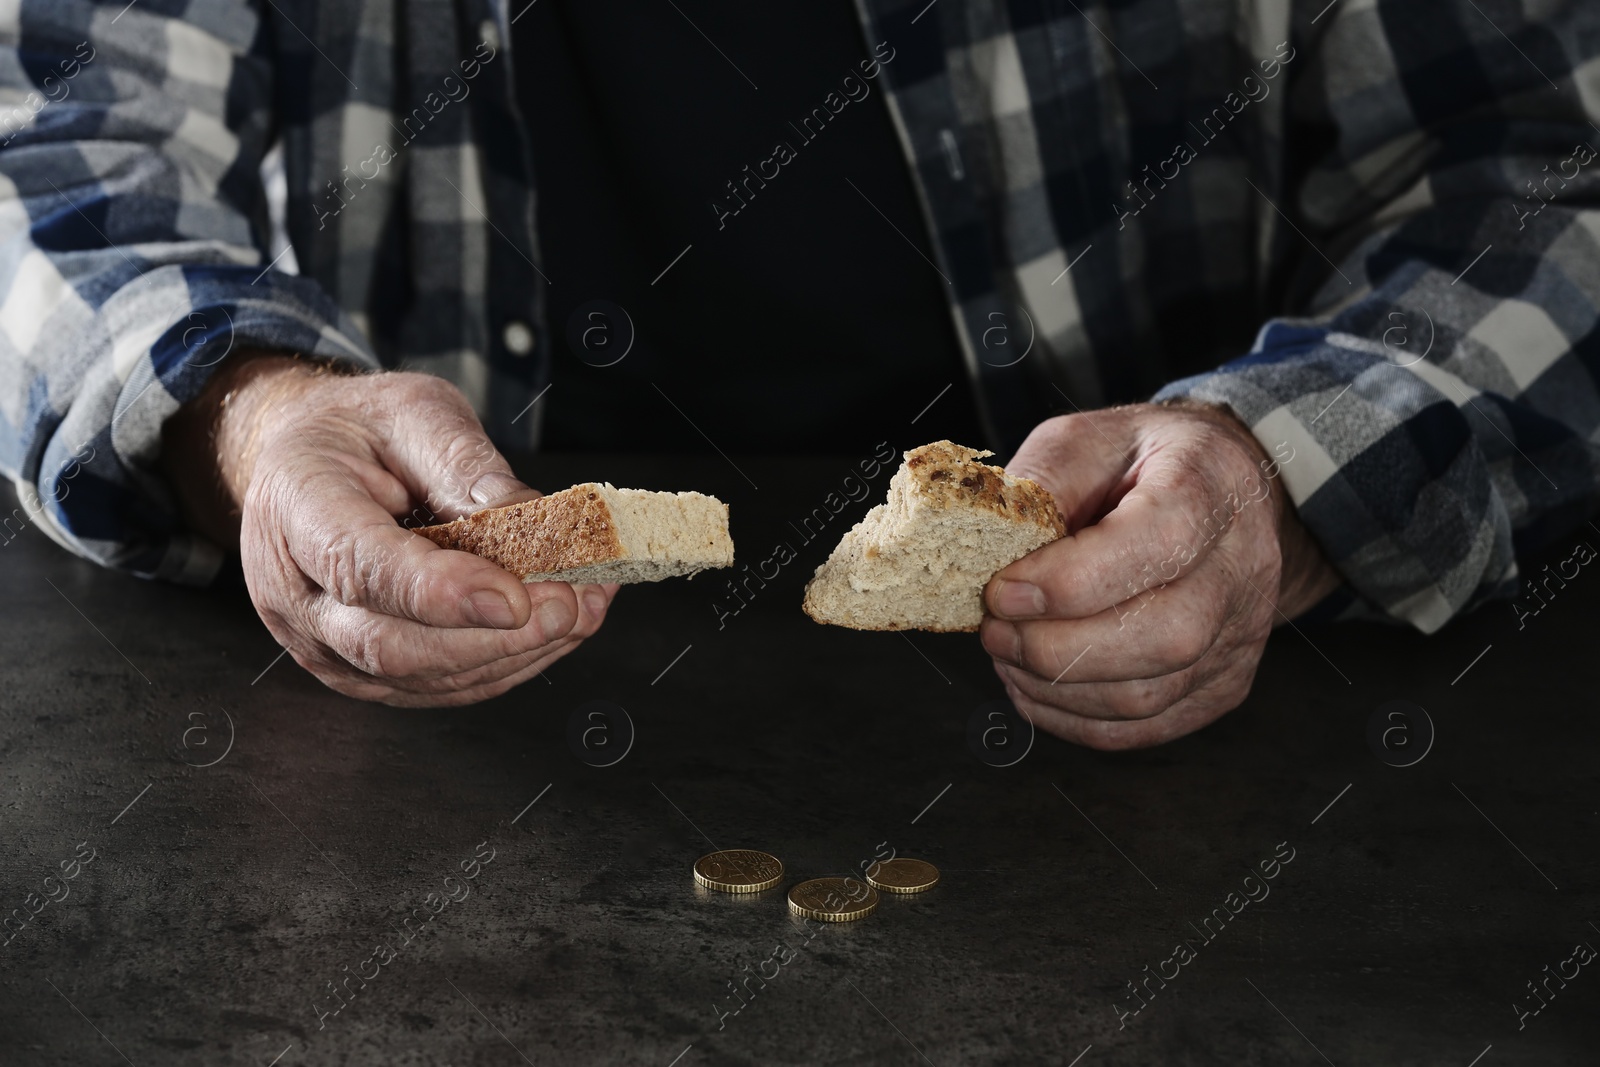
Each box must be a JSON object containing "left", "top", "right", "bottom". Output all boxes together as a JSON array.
[
  {"left": 994, "top": 580, "right": 1046, "bottom": 618},
  {"left": 470, "top": 472, "right": 529, "bottom": 506},
  {"left": 536, "top": 597, "right": 577, "bottom": 641},
  {"left": 468, "top": 590, "right": 517, "bottom": 628},
  {"left": 981, "top": 621, "right": 1020, "bottom": 665},
  {"left": 582, "top": 588, "right": 608, "bottom": 622}
]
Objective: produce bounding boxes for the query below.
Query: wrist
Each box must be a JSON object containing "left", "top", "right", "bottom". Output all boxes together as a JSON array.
[
  {"left": 161, "top": 351, "right": 326, "bottom": 547},
  {"left": 1275, "top": 505, "right": 1343, "bottom": 619},
  {"left": 1158, "top": 397, "right": 1341, "bottom": 617},
  {"left": 212, "top": 354, "right": 324, "bottom": 503},
  {"left": 1158, "top": 396, "right": 1281, "bottom": 515}
]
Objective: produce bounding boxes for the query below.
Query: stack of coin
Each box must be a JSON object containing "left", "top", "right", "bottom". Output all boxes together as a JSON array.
[{"left": 693, "top": 850, "right": 939, "bottom": 922}]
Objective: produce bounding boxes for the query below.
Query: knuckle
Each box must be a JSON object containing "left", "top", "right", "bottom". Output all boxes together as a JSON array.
[
  {"left": 319, "top": 523, "right": 417, "bottom": 611},
  {"left": 390, "top": 370, "right": 455, "bottom": 403},
  {"left": 1099, "top": 688, "right": 1146, "bottom": 720},
  {"left": 407, "top": 665, "right": 523, "bottom": 705},
  {"left": 1102, "top": 679, "right": 1173, "bottom": 720},
  {"left": 1033, "top": 414, "right": 1074, "bottom": 442},
  {"left": 317, "top": 528, "right": 368, "bottom": 605},
  {"left": 1011, "top": 692, "right": 1051, "bottom": 728},
  {"left": 348, "top": 618, "right": 415, "bottom": 679},
  {"left": 982, "top": 619, "right": 1022, "bottom": 666},
  {"left": 567, "top": 608, "right": 603, "bottom": 642},
  {"left": 473, "top": 672, "right": 525, "bottom": 701},
  {"left": 1009, "top": 415, "right": 1076, "bottom": 476},
  {"left": 442, "top": 431, "right": 499, "bottom": 480},
  {"left": 1153, "top": 624, "right": 1210, "bottom": 671},
  {"left": 401, "top": 562, "right": 445, "bottom": 620},
  {"left": 287, "top": 644, "right": 387, "bottom": 701},
  {"left": 1021, "top": 630, "right": 1063, "bottom": 676},
  {"left": 256, "top": 609, "right": 315, "bottom": 664},
  {"left": 1057, "top": 565, "right": 1107, "bottom": 614},
  {"left": 246, "top": 457, "right": 300, "bottom": 528},
  {"left": 424, "top": 666, "right": 493, "bottom": 696},
  {"left": 430, "top": 429, "right": 503, "bottom": 505}
]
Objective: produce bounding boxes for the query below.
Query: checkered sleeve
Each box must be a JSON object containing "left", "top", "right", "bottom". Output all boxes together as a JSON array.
[
  {"left": 1155, "top": 1, "right": 1600, "bottom": 632},
  {"left": 0, "top": 0, "right": 377, "bottom": 583}
]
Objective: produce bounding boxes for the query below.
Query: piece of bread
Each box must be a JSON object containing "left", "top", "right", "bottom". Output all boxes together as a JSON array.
[
  {"left": 415, "top": 483, "right": 733, "bottom": 583},
  {"left": 802, "top": 441, "right": 1065, "bottom": 631}
]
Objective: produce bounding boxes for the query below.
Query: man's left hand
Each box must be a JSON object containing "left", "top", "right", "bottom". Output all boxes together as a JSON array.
[{"left": 979, "top": 402, "right": 1342, "bottom": 750}]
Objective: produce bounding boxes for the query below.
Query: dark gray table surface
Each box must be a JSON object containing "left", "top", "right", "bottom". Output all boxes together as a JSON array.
[{"left": 1, "top": 452, "right": 1596, "bottom": 1067}]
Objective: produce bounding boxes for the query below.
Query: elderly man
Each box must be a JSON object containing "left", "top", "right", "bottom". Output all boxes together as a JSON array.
[{"left": 1, "top": 0, "right": 1595, "bottom": 747}]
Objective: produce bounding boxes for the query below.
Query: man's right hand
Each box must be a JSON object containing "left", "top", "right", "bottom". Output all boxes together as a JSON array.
[{"left": 162, "top": 352, "right": 615, "bottom": 706}]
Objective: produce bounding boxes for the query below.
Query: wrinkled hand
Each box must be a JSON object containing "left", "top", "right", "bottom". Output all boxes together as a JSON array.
[
  {"left": 164, "top": 353, "right": 615, "bottom": 706},
  {"left": 979, "top": 402, "right": 1340, "bottom": 749}
]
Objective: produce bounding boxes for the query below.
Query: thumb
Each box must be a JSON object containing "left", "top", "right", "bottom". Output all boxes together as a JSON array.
[{"left": 988, "top": 409, "right": 1243, "bottom": 620}]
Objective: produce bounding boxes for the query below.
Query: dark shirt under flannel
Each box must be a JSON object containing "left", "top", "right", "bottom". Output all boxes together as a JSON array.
[{"left": 2, "top": 0, "right": 1598, "bottom": 632}]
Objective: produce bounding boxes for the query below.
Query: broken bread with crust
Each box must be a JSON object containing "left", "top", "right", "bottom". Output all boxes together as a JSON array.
[
  {"left": 802, "top": 441, "right": 1065, "bottom": 631},
  {"left": 415, "top": 483, "right": 733, "bottom": 583}
]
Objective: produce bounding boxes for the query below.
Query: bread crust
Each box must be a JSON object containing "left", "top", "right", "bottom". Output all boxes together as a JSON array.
[
  {"left": 802, "top": 441, "right": 1066, "bottom": 631},
  {"left": 903, "top": 441, "right": 1066, "bottom": 539},
  {"left": 415, "top": 484, "right": 626, "bottom": 576}
]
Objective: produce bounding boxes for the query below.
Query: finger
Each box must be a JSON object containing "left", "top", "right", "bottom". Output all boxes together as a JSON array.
[
  {"left": 300, "top": 575, "right": 609, "bottom": 685},
  {"left": 990, "top": 411, "right": 1281, "bottom": 622},
  {"left": 546, "top": 580, "right": 611, "bottom": 641},
  {"left": 999, "top": 665, "right": 1255, "bottom": 750},
  {"left": 995, "top": 659, "right": 1195, "bottom": 722},
  {"left": 572, "top": 582, "right": 619, "bottom": 628},
  {"left": 328, "top": 453, "right": 413, "bottom": 517},
  {"left": 375, "top": 650, "right": 571, "bottom": 708},
  {"left": 987, "top": 445, "right": 1265, "bottom": 621},
  {"left": 980, "top": 564, "right": 1233, "bottom": 683},
  {"left": 285, "top": 631, "right": 579, "bottom": 706},
  {"left": 1004, "top": 685, "right": 1209, "bottom": 749},
  {"left": 375, "top": 373, "right": 537, "bottom": 517},
  {"left": 307, "top": 587, "right": 582, "bottom": 681},
  {"left": 302, "top": 598, "right": 560, "bottom": 681},
  {"left": 379, "top": 635, "right": 579, "bottom": 694},
  {"left": 411, "top": 581, "right": 613, "bottom": 687},
  {"left": 260, "top": 456, "right": 540, "bottom": 630},
  {"left": 285, "top": 580, "right": 615, "bottom": 697}
]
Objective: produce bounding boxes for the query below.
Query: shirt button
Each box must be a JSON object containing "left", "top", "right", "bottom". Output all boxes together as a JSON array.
[
  {"left": 502, "top": 320, "right": 534, "bottom": 356},
  {"left": 478, "top": 18, "right": 501, "bottom": 52}
]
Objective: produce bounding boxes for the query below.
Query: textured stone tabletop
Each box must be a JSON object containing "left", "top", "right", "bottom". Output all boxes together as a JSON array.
[{"left": 1, "top": 453, "right": 1595, "bottom": 1066}]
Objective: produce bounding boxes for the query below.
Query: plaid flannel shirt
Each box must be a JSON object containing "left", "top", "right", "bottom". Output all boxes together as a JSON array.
[{"left": 2, "top": 0, "right": 1597, "bottom": 632}]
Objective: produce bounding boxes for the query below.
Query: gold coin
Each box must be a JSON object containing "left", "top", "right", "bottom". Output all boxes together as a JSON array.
[
  {"left": 787, "top": 877, "right": 879, "bottom": 922},
  {"left": 865, "top": 857, "right": 940, "bottom": 894},
  {"left": 693, "top": 850, "right": 783, "bottom": 893}
]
